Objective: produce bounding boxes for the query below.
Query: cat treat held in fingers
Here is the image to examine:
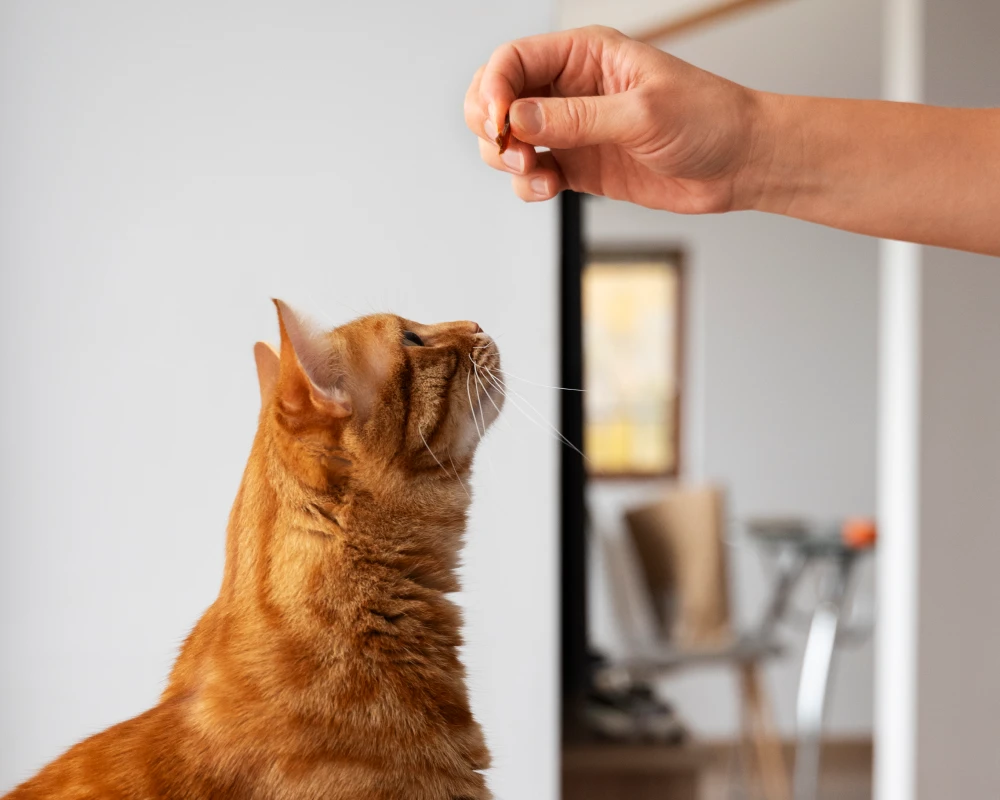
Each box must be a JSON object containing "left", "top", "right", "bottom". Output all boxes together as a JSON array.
[
  {"left": 4, "top": 302, "right": 504, "bottom": 800},
  {"left": 495, "top": 112, "right": 511, "bottom": 155}
]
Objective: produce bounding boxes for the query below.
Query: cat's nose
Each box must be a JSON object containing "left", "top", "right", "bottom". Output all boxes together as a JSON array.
[{"left": 459, "top": 321, "right": 482, "bottom": 334}]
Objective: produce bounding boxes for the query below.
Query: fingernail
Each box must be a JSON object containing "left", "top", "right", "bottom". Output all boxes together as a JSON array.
[
  {"left": 501, "top": 149, "right": 523, "bottom": 172},
  {"left": 530, "top": 176, "right": 550, "bottom": 196},
  {"left": 484, "top": 117, "right": 498, "bottom": 141},
  {"left": 512, "top": 101, "right": 543, "bottom": 136},
  {"left": 488, "top": 102, "right": 497, "bottom": 126}
]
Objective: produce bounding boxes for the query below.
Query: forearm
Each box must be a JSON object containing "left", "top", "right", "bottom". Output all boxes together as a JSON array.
[{"left": 743, "top": 93, "right": 1000, "bottom": 256}]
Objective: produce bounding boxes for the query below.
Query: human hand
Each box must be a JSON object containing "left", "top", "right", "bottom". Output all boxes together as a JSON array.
[{"left": 465, "top": 26, "right": 767, "bottom": 213}]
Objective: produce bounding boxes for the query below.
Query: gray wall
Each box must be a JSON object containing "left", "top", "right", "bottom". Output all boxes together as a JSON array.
[
  {"left": 585, "top": 0, "right": 882, "bottom": 737},
  {"left": 916, "top": 255, "right": 1000, "bottom": 798},
  {"left": 913, "top": 1, "right": 1000, "bottom": 796},
  {"left": 0, "top": 3, "right": 558, "bottom": 797}
]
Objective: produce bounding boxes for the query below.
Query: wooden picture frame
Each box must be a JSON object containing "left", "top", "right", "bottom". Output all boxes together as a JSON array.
[{"left": 582, "top": 248, "right": 684, "bottom": 480}]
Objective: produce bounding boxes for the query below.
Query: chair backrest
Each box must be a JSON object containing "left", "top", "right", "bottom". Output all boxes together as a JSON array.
[{"left": 624, "top": 485, "right": 731, "bottom": 646}]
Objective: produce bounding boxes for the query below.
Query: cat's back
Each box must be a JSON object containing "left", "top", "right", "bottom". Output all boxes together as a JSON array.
[
  {"left": 3, "top": 701, "right": 248, "bottom": 800},
  {"left": 4, "top": 698, "right": 490, "bottom": 800}
]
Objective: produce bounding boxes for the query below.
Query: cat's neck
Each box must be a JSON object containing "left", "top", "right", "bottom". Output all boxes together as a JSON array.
[
  {"left": 225, "top": 425, "right": 472, "bottom": 604},
  {"left": 161, "top": 427, "right": 489, "bottom": 780},
  {"left": 167, "top": 425, "right": 474, "bottom": 705}
]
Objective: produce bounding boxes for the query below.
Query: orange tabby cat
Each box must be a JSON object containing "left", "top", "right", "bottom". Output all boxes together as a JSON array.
[{"left": 5, "top": 301, "right": 503, "bottom": 800}]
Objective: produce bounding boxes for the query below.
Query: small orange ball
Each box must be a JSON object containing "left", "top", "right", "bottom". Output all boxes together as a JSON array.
[{"left": 842, "top": 518, "right": 877, "bottom": 549}]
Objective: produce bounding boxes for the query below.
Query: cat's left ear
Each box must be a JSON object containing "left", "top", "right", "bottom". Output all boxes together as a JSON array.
[
  {"left": 272, "top": 299, "right": 352, "bottom": 418},
  {"left": 253, "top": 341, "right": 280, "bottom": 406}
]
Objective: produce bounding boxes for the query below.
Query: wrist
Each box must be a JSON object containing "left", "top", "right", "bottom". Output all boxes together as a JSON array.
[{"left": 734, "top": 91, "right": 805, "bottom": 214}]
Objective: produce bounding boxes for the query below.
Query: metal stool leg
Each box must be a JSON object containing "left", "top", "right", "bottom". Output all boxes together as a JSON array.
[{"left": 792, "top": 556, "right": 854, "bottom": 800}]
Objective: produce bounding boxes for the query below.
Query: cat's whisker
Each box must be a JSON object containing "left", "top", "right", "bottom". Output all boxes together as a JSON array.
[
  {"left": 491, "top": 367, "right": 586, "bottom": 393},
  {"left": 472, "top": 367, "right": 514, "bottom": 439},
  {"left": 470, "top": 367, "right": 498, "bottom": 479},
  {"left": 472, "top": 357, "right": 506, "bottom": 425},
  {"left": 482, "top": 367, "right": 589, "bottom": 462},
  {"left": 465, "top": 370, "right": 484, "bottom": 443},
  {"left": 419, "top": 425, "right": 470, "bottom": 500},
  {"left": 417, "top": 426, "right": 451, "bottom": 476},
  {"left": 469, "top": 355, "right": 495, "bottom": 432},
  {"left": 473, "top": 368, "right": 487, "bottom": 434},
  {"left": 447, "top": 450, "right": 472, "bottom": 499}
]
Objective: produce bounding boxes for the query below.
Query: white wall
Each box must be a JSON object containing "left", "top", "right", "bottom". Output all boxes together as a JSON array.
[
  {"left": 584, "top": 0, "right": 882, "bottom": 738},
  {"left": 0, "top": 3, "right": 558, "bottom": 797}
]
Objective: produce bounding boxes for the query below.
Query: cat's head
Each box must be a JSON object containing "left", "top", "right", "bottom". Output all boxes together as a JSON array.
[{"left": 253, "top": 301, "right": 503, "bottom": 489}]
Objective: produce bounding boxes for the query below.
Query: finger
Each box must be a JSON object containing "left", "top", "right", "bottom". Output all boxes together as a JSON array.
[
  {"left": 464, "top": 65, "right": 491, "bottom": 143},
  {"left": 509, "top": 92, "right": 643, "bottom": 149},
  {"left": 479, "top": 27, "right": 620, "bottom": 134},
  {"left": 477, "top": 137, "right": 539, "bottom": 176},
  {"left": 511, "top": 151, "right": 566, "bottom": 203},
  {"left": 467, "top": 64, "right": 555, "bottom": 144}
]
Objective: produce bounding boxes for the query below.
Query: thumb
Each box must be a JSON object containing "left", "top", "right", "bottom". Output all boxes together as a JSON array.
[{"left": 509, "top": 93, "right": 642, "bottom": 149}]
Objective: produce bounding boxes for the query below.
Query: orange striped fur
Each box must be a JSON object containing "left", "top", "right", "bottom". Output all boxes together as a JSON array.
[{"left": 5, "top": 302, "right": 503, "bottom": 800}]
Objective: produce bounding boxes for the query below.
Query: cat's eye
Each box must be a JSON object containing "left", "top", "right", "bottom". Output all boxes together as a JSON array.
[{"left": 402, "top": 331, "right": 424, "bottom": 347}]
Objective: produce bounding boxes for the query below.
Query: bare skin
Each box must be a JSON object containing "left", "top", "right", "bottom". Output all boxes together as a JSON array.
[{"left": 465, "top": 26, "right": 1000, "bottom": 257}]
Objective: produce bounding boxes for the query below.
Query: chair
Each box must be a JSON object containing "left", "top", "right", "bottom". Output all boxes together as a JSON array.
[{"left": 607, "top": 485, "right": 793, "bottom": 800}]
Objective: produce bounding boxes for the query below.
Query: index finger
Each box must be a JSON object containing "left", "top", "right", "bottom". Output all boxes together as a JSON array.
[{"left": 479, "top": 27, "right": 616, "bottom": 133}]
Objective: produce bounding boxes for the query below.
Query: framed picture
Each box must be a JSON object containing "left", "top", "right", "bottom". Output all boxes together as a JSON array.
[{"left": 582, "top": 249, "right": 684, "bottom": 479}]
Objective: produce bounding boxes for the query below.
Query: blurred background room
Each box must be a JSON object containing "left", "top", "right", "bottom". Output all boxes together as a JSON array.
[
  {"left": 558, "top": 2, "right": 879, "bottom": 799},
  {"left": 2, "top": 2, "right": 999, "bottom": 800}
]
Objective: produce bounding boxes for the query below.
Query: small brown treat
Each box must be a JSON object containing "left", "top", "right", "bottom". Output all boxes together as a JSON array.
[{"left": 496, "top": 112, "right": 511, "bottom": 155}]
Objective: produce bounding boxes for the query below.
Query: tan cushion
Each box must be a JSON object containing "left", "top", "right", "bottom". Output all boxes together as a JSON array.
[{"left": 625, "top": 485, "right": 731, "bottom": 646}]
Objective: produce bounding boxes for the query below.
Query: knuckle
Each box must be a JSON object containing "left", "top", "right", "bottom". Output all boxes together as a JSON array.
[
  {"left": 585, "top": 24, "right": 624, "bottom": 41},
  {"left": 631, "top": 87, "right": 659, "bottom": 131},
  {"left": 491, "top": 40, "right": 517, "bottom": 67},
  {"left": 565, "top": 96, "right": 594, "bottom": 135}
]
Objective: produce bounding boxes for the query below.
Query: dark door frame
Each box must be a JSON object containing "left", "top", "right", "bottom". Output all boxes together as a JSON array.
[{"left": 559, "top": 190, "right": 588, "bottom": 737}]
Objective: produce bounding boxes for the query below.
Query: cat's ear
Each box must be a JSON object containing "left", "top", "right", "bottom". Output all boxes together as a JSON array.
[
  {"left": 253, "top": 341, "right": 280, "bottom": 406},
  {"left": 272, "top": 299, "right": 352, "bottom": 418}
]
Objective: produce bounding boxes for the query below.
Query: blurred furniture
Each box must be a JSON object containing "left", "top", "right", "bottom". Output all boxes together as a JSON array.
[
  {"left": 584, "top": 659, "right": 688, "bottom": 743},
  {"left": 618, "top": 486, "right": 792, "bottom": 800},
  {"left": 746, "top": 518, "right": 876, "bottom": 800},
  {"left": 602, "top": 487, "right": 876, "bottom": 800},
  {"left": 626, "top": 486, "right": 730, "bottom": 644}
]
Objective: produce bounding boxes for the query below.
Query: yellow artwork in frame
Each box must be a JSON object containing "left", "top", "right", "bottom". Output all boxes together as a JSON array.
[{"left": 583, "top": 251, "right": 683, "bottom": 478}]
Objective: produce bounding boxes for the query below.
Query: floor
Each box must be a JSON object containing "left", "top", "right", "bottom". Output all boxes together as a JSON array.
[
  {"left": 563, "top": 740, "right": 872, "bottom": 800},
  {"left": 700, "top": 741, "right": 872, "bottom": 800}
]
